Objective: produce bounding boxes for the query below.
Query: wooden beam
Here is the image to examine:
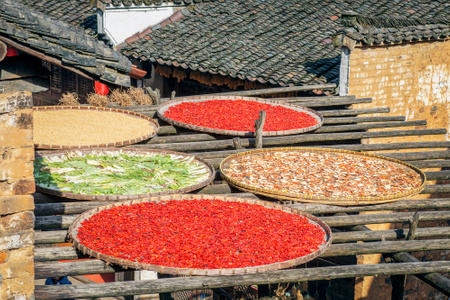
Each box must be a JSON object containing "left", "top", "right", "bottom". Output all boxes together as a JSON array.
[
  {"left": 131, "top": 129, "right": 447, "bottom": 152},
  {"left": 201, "top": 84, "right": 337, "bottom": 97},
  {"left": 33, "top": 197, "right": 450, "bottom": 217},
  {"left": 391, "top": 252, "right": 450, "bottom": 296},
  {"left": 142, "top": 120, "right": 429, "bottom": 145},
  {"left": 34, "top": 262, "right": 450, "bottom": 299},
  {"left": 34, "top": 226, "right": 450, "bottom": 246}
]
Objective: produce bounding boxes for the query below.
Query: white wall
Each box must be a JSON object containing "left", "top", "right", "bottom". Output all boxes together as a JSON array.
[{"left": 103, "top": 4, "right": 180, "bottom": 45}]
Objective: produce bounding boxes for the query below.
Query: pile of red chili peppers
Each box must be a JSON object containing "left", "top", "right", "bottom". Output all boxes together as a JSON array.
[
  {"left": 164, "top": 100, "right": 318, "bottom": 132},
  {"left": 77, "top": 199, "right": 326, "bottom": 269}
]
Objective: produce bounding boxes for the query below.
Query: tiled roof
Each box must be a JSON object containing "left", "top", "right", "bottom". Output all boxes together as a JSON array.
[
  {"left": 0, "top": 0, "right": 132, "bottom": 86},
  {"left": 121, "top": 0, "right": 450, "bottom": 87},
  {"left": 100, "top": 0, "right": 216, "bottom": 7},
  {"left": 339, "top": 12, "right": 450, "bottom": 45},
  {"left": 17, "top": 0, "right": 97, "bottom": 37}
]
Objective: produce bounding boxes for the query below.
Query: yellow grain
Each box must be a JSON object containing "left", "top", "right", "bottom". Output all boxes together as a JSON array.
[{"left": 33, "top": 110, "right": 156, "bottom": 146}]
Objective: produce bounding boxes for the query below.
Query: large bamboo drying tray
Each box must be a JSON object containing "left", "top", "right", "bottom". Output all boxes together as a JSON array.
[
  {"left": 156, "top": 95, "right": 323, "bottom": 137},
  {"left": 68, "top": 194, "right": 332, "bottom": 276},
  {"left": 35, "top": 148, "right": 215, "bottom": 201},
  {"left": 220, "top": 147, "right": 426, "bottom": 206},
  {"left": 33, "top": 106, "right": 159, "bottom": 149}
]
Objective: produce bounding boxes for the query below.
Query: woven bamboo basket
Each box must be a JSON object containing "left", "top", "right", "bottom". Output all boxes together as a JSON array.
[
  {"left": 35, "top": 148, "right": 215, "bottom": 201},
  {"left": 33, "top": 106, "right": 159, "bottom": 149},
  {"left": 220, "top": 147, "right": 426, "bottom": 206},
  {"left": 68, "top": 194, "right": 332, "bottom": 276},
  {"left": 156, "top": 95, "right": 323, "bottom": 137}
]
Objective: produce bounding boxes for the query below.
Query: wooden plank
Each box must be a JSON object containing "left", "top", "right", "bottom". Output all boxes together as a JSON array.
[
  {"left": 131, "top": 129, "right": 447, "bottom": 152},
  {"left": 34, "top": 240, "right": 450, "bottom": 275},
  {"left": 425, "top": 171, "right": 450, "bottom": 181},
  {"left": 143, "top": 120, "right": 429, "bottom": 145},
  {"left": 34, "top": 261, "right": 450, "bottom": 300},
  {"left": 34, "top": 209, "right": 450, "bottom": 230},
  {"left": 319, "top": 107, "right": 390, "bottom": 116},
  {"left": 272, "top": 95, "right": 357, "bottom": 102},
  {"left": 332, "top": 227, "right": 450, "bottom": 243},
  {"left": 423, "top": 184, "right": 450, "bottom": 194},
  {"left": 391, "top": 252, "right": 450, "bottom": 296},
  {"left": 135, "top": 107, "right": 392, "bottom": 119},
  {"left": 316, "top": 120, "right": 426, "bottom": 133},
  {"left": 288, "top": 198, "right": 450, "bottom": 214},
  {"left": 191, "top": 142, "right": 450, "bottom": 159},
  {"left": 324, "top": 116, "right": 405, "bottom": 124},
  {"left": 321, "top": 211, "right": 450, "bottom": 227},
  {"left": 156, "top": 116, "right": 411, "bottom": 136},
  {"left": 205, "top": 84, "right": 337, "bottom": 96},
  {"left": 379, "top": 150, "right": 450, "bottom": 161},
  {"left": 33, "top": 198, "right": 450, "bottom": 219},
  {"left": 292, "top": 97, "right": 372, "bottom": 107},
  {"left": 34, "top": 226, "right": 450, "bottom": 246},
  {"left": 407, "top": 160, "right": 450, "bottom": 169}
]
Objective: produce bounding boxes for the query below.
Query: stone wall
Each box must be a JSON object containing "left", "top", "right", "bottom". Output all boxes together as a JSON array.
[
  {"left": 349, "top": 39, "right": 450, "bottom": 145},
  {"left": 0, "top": 92, "right": 35, "bottom": 300}
]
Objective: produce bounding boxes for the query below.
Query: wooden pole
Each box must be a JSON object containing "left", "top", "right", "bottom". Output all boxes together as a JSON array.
[
  {"left": 34, "top": 239, "right": 450, "bottom": 265},
  {"left": 34, "top": 262, "right": 450, "bottom": 300},
  {"left": 391, "top": 212, "right": 420, "bottom": 300},
  {"left": 255, "top": 110, "right": 266, "bottom": 149}
]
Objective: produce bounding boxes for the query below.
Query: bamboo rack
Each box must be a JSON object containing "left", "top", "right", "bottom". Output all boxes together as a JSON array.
[{"left": 33, "top": 91, "right": 450, "bottom": 299}]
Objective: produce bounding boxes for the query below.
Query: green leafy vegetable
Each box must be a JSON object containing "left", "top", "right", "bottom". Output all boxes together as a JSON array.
[{"left": 34, "top": 150, "right": 211, "bottom": 195}]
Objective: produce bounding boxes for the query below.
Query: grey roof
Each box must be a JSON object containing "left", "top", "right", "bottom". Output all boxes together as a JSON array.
[
  {"left": 121, "top": 0, "right": 450, "bottom": 87},
  {"left": 0, "top": 0, "right": 131, "bottom": 86},
  {"left": 17, "top": 0, "right": 97, "bottom": 37},
  {"left": 339, "top": 12, "right": 450, "bottom": 45}
]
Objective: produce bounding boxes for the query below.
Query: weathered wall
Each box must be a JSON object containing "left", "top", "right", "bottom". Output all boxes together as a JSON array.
[
  {"left": 349, "top": 39, "right": 450, "bottom": 145},
  {"left": 348, "top": 40, "right": 450, "bottom": 300},
  {"left": 0, "top": 92, "right": 35, "bottom": 299}
]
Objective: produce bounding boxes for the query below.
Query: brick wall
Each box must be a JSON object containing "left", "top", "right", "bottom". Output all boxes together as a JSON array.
[
  {"left": 349, "top": 39, "right": 450, "bottom": 145},
  {"left": 0, "top": 92, "right": 35, "bottom": 300},
  {"left": 348, "top": 40, "right": 450, "bottom": 300}
]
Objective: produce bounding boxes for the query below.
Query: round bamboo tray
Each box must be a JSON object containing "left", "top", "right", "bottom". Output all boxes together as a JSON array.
[
  {"left": 156, "top": 96, "right": 323, "bottom": 137},
  {"left": 35, "top": 148, "right": 215, "bottom": 201},
  {"left": 33, "top": 106, "right": 159, "bottom": 149},
  {"left": 220, "top": 147, "right": 426, "bottom": 206},
  {"left": 68, "top": 194, "right": 332, "bottom": 276}
]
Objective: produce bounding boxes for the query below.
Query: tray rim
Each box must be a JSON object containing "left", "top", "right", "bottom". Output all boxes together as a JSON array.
[
  {"left": 219, "top": 147, "right": 427, "bottom": 206},
  {"left": 34, "top": 147, "right": 216, "bottom": 201},
  {"left": 68, "top": 193, "right": 332, "bottom": 276},
  {"left": 33, "top": 106, "right": 159, "bottom": 149},
  {"left": 156, "top": 95, "right": 323, "bottom": 137}
]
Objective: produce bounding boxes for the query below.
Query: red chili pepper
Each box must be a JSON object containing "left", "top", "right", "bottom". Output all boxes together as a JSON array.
[
  {"left": 163, "top": 100, "right": 318, "bottom": 132},
  {"left": 77, "top": 200, "right": 326, "bottom": 269}
]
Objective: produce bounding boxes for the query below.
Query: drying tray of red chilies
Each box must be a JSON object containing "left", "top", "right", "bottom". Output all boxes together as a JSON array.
[
  {"left": 68, "top": 194, "right": 332, "bottom": 276},
  {"left": 156, "top": 95, "right": 323, "bottom": 137},
  {"left": 220, "top": 147, "right": 426, "bottom": 206}
]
